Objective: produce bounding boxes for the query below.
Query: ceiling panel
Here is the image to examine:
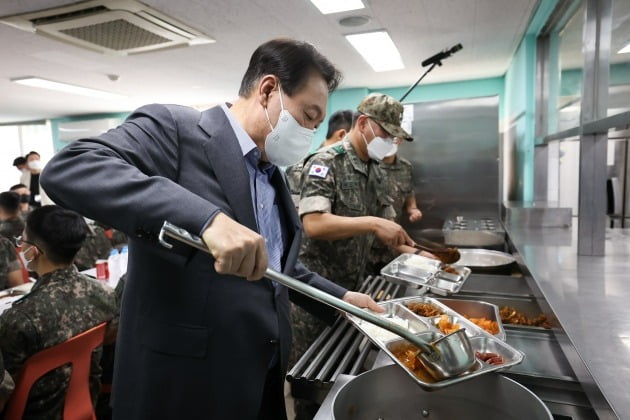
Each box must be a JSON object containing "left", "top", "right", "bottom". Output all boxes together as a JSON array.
[{"left": 0, "top": 0, "right": 539, "bottom": 123}]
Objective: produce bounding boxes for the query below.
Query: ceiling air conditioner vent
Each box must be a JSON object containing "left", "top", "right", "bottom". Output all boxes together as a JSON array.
[
  {"left": 29, "top": 6, "right": 109, "bottom": 25},
  {"left": 0, "top": 0, "right": 215, "bottom": 55},
  {"left": 60, "top": 19, "right": 171, "bottom": 51}
]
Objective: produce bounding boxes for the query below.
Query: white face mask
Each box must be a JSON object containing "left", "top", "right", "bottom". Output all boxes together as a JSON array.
[
  {"left": 362, "top": 122, "right": 395, "bottom": 161},
  {"left": 264, "top": 87, "right": 315, "bottom": 167},
  {"left": 19, "top": 246, "right": 35, "bottom": 268},
  {"left": 384, "top": 143, "right": 398, "bottom": 158},
  {"left": 27, "top": 160, "right": 42, "bottom": 171}
]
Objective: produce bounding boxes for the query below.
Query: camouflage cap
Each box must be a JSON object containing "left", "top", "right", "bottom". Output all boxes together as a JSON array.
[{"left": 357, "top": 93, "right": 413, "bottom": 141}]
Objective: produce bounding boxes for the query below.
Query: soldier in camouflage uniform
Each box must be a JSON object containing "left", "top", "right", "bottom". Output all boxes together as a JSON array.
[
  {"left": 365, "top": 149, "right": 424, "bottom": 276},
  {"left": 291, "top": 93, "right": 417, "bottom": 419},
  {"left": 0, "top": 205, "right": 118, "bottom": 419},
  {"left": 0, "top": 350, "right": 15, "bottom": 412},
  {"left": 0, "top": 191, "right": 25, "bottom": 242},
  {"left": 74, "top": 223, "right": 113, "bottom": 271},
  {"left": 93, "top": 221, "right": 128, "bottom": 251},
  {"left": 285, "top": 109, "right": 354, "bottom": 210},
  {"left": 0, "top": 236, "right": 22, "bottom": 290}
]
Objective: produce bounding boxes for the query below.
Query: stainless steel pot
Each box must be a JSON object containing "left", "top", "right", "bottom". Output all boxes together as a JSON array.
[{"left": 332, "top": 364, "right": 552, "bottom": 420}]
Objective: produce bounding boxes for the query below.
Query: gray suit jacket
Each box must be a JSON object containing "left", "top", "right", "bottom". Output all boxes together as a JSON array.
[{"left": 41, "top": 104, "right": 346, "bottom": 419}]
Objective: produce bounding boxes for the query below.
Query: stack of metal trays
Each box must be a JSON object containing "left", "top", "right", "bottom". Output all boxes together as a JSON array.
[
  {"left": 380, "top": 253, "right": 471, "bottom": 296},
  {"left": 347, "top": 296, "right": 524, "bottom": 390}
]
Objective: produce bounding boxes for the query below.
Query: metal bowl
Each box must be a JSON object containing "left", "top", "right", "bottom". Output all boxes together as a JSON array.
[
  {"left": 332, "top": 364, "right": 553, "bottom": 420},
  {"left": 418, "top": 329, "right": 476, "bottom": 380}
]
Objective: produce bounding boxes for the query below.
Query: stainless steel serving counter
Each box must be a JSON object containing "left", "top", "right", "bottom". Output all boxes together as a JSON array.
[{"left": 504, "top": 223, "right": 629, "bottom": 420}]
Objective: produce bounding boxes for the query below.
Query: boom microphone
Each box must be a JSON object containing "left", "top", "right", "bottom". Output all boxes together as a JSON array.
[{"left": 421, "top": 43, "right": 463, "bottom": 67}]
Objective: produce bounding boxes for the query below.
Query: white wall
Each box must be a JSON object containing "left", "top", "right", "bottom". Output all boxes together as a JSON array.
[{"left": 0, "top": 122, "right": 54, "bottom": 192}]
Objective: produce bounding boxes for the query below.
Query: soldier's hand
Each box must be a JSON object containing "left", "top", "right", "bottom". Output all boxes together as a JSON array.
[
  {"left": 408, "top": 208, "right": 423, "bottom": 223},
  {"left": 202, "top": 212, "right": 268, "bottom": 281},
  {"left": 342, "top": 291, "right": 385, "bottom": 313},
  {"left": 371, "top": 217, "right": 414, "bottom": 248}
]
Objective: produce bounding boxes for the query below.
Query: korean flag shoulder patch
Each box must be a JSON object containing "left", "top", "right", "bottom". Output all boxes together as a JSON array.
[{"left": 309, "top": 164, "right": 329, "bottom": 178}]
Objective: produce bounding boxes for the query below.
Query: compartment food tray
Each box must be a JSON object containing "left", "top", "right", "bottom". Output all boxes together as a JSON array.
[
  {"left": 435, "top": 298, "right": 506, "bottom": 341},
  {"left": 347, "top": 296, "right": 524, "bottom": 390},
  {"left": 380, "top": 253, "right": 471, "bottom": 296}
]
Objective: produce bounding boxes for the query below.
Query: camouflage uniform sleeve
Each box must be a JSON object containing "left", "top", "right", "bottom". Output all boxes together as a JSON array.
[
  {"left": 401, "top": 158, "right": 414, "bottom": 193},
  {"left": 298, "top": 152, "right": 336, "bottom": 217},
  {"left": 0, "top": 237, "right": 18, "bottom": 290},
  {"left": 0, "top": 351, "right": 15, "bottom": 405},
  {"left": 0, "top": 311, "right": 39, "bottom": 376},
  {"left": 284, "top": 163, "right": 303, "bottom": 196},
  {"left": 283, "top": 162, "right": 304, "bottom": 209}
]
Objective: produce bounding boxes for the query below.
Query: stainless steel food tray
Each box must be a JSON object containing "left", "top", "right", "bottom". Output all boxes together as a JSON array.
[
  {"left": 347, "top": 296, "right": 524, "bottom": 390},
  {"left": 435, "top": 298, "right": 506, "bottom": 341},
  {"left": 380, "top": 253, "right": 471, "bottom": 296}
]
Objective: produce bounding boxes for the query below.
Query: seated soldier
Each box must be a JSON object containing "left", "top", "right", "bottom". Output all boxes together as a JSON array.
[
  {"left": 0, "top": 236, "right": 22, "bottom": 290},
  {"left": 74, "top": 221, "right": 112, "bottom": 271},
  {"left": 93, "top": 221, "right": 128, "bottom": 250},
  {"left": 0, "top": 192, "right": 25, "bottom": 242},
  {"left": 0, "top": 205, "right": 118, "bottom": 419}
]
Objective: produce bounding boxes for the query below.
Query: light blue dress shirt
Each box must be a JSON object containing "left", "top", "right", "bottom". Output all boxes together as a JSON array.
[{"left": 220, "top": 103, "right": 284, "bottom": 274}]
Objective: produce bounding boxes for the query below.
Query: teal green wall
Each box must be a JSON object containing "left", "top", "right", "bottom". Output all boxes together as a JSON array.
[
  {"left": 502, "top": 0, "right": 558, "bottom": 202},
  {"left": 315, "top": 77, "right": 504, "bottom": 150},
  {"left": 547, "top": 32, "right": 560, "bottom": 134},
  {"left": 610, "top": 62, "right": 630, "bottom": 86},
  {"left": 559, "top": 68, "right": 583, "bottom": 97},
  {"left": 504, "top": 35, "right": 537, "bottom": 201},
  {"left": 380, "top": 78, "right": 504, "bottom": 109},
  {"left": 50, "top": 112, "right": 130, "bottom": 151},
  {"left": 313, "top": 88, "right": 368, "bottom": 150}
]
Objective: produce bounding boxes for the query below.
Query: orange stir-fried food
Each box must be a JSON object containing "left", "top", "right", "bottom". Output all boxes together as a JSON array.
[
  {"left": 437, "top": 315, "right": 461, "bottom": 334},
  {"left": 466, "top": 316, "right": 500, "bottom": 335},
  {"left": 406, "top": 302, "right": 443, "bottom": 317},
  {"left": 399, "top": 348, "right": 421, "bottom": 370},
  {"left": 499, "top": 306, "right": 551, "bottom": 329},
  {"left": 390, "top": 343, "right": 437, "bottom": 383}
]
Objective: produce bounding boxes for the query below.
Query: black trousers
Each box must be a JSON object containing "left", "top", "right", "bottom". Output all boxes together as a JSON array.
[{"left": 257, "top": 363, "right": 287, "bottom": 420}]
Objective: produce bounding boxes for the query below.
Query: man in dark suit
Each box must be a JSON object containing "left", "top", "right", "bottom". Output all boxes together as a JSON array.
[{"left": 41, "top": 38, "right": 408, "bottom": 420}]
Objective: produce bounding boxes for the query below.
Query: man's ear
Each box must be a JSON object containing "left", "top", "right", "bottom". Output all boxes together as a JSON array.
[
  {"left": 335, "top": 129, "right": 347, "bottom": 141},
  {"left": 357, "top": 115, "right": 369, "bottom": 133},
  {"left": 257, "top": 75, "right": 279, "bottom": 108}
]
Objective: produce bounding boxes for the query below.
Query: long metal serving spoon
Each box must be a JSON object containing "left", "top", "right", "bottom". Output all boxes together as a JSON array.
[{"left": 158, "top": 221, "right": 441, "bottom": 360}]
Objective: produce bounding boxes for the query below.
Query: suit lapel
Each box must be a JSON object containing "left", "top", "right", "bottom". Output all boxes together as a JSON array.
[
  {"left": 198, "top": 106, "right": 303, "bottom": 290},
  {"left": 199, "top": 107, "right": 257, "bottom": 232},
  {"left": 271, "top": 170, "right": 302, "bottom": 274}
]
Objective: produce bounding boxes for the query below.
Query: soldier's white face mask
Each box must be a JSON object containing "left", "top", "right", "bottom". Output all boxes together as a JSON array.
[
  {"left": 384, "top": 143, "right": 398, "bottom": 158},
  {"left": 264, "top": 87, "right": 315, "bottom": 167},
  {"left": 363, "top": 121, "right": 395, "bottom": 161}
]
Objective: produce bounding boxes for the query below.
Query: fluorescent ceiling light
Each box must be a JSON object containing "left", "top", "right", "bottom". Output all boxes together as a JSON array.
[
  {"left": 345, "top": 31, "right": 404, "bottom": 72},
  {"left": 309, "top": 0, "right": 364, "bottom": 14},
  {"left": 11, "top": 77, "right": 124, "bottom": 100},
  {"left": 618, "top": 43, "right": 630, "bottom": 54}
]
